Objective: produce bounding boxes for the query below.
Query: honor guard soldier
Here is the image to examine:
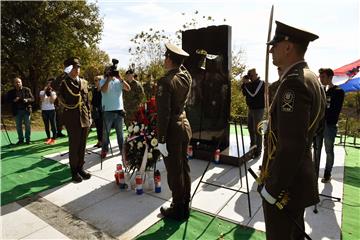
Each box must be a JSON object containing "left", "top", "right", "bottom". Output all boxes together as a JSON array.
[
  {"left": 157, "top": 43, "right": 192, "bottom": 220},
  {"left": 54, "top": 57, "right": 92, "bottom": 183},
  {"left": 123, "top": 69, "right": 145, "bottom": 127},
  {"left": 258, "top": 21, "right": 326, "bottom": 239}
]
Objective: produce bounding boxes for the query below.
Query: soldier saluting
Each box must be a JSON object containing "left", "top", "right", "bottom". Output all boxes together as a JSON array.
[
  {"left": 53, "top": 57, "right": 92, "bottom": 183},
  {"left": 257, "top": 21, "right": 326, "bottom": 239},
  {"left": 157, "top": 43, "right": 192, "bottom": 221}
]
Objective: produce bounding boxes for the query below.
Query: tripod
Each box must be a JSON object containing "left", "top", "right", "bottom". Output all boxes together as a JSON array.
[
  {"left": 1, "top": 117, "right": 13, "bottom": 145},
  {"left": 190, "top": 120, "right": 255, "bottom": 217}
]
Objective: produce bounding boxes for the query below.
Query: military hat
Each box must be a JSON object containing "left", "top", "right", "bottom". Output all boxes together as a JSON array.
[
  {"left": 267, "top": 21, "right": 319, "bottom": 46},
  {"left": 165, "top": 43, "right": 189, "bottom": 58},
  {"left": 125, "top": 69, "right": 135, "bottom": 75},
  {"left": 64, "top": 57, "right": 81, "bottom": 67}
]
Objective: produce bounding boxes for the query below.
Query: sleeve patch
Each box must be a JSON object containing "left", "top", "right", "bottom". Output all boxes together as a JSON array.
[{"left": 281, "top": 90, "right": 295, "bottom": 112}]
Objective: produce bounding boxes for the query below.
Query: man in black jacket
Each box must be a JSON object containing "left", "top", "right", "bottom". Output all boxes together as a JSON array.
[
  {"left": 241, "top": 68, "right": 265, "bottom": 158},
  {"left": 318, "top": 68, "right": 345, "bottom": 183},
  {"left": 6, "top": 77, "right": 34, "bottom": 144}
]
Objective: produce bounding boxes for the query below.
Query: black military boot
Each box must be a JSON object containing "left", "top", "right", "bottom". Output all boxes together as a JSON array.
[
  {"left": 160, "top": 204, "right": 186, "bottom": 221},
  {"left": 71, "top": 169, "right": 82, "bottom": 183},
  {"left": 78, "top": 167, "right": 91, "bottom": 180}
]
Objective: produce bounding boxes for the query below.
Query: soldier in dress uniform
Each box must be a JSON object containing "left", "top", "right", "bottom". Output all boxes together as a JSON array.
[
  {"left": 123, "top": 69, "right": 145, "bottom": 127},
  {"left": 258, "top": 21, "right": 326, "bottom": 239},
  {"left": 52, "top": 59, "right": 72, "bottom": 138},
  {"left": 53, "top": 57, "right": 92, "bottom": 183},
  {"left": 156, "top": 43, "right": 192, "bottom": 221}
]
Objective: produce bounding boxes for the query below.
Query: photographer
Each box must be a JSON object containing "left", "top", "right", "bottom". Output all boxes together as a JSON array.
[
  {"left": 6, "top": 77, "right": 34, "bottom": 144},
  {"left": 99, "top": 59, "right": 130, "bottom": 158},
  {"left": 241, "top": 68, "right": 265, "bottom": 159},
  {"left": 40, "top": 78, "right": 57, "bottom": 144}
]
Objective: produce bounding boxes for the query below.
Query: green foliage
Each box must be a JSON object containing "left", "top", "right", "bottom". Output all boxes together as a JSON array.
[
  {"left": 128, "top": 10, "right": 226, "bottom": 77},
  {"left": 339, "top": 92, "right": 360, "bottom": 137},
  {"left": 1, "top": 1, "right": 107, "bottom": 106},
  {"left": 175, "top": 11, "right": 226, "bottom": 40},
  {"left": 129, "top": 29, "right": 169, "bottom": 70},
  {"left": 230, "top": 79, "right": 247, "bottom": 122}
]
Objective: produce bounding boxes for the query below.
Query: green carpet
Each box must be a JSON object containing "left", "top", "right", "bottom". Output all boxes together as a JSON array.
[
  {"left": 137, "top": 136, "right": 360, "bottom": 240},
  {"left": 136, "top": 210, "right": 265, "bottom": 240},
  {"left": 1, "top": 129, "right": 99, "bottom": 206},
  {"left": 342, "top": 142, "right": 360, "bottom": 240},
  {"left": 230, "top": 124, "right": 249, "bottom": 136}
]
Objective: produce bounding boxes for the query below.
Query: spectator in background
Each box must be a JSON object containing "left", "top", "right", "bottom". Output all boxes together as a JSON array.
[
  {"left": 40, "top": 78, "right": 57, "bottom": 144},
  {"left": 241, "top": 68, "right": 265, "bottom": 158},
  {"left": 6, "top": 77, "right": 34, "bottom": 144},
  {"left": 52, "top": 59, "right": 70, "bottom": 138},
  {"left": 91, "top": 75, "right": 103, "bottom": 148},
  {"left": 317, "top": 68, "right": 345, "bottom": 183},
  {"left": 100, "top": 60, "right": 130, "bottom": 159},
  {"left": 123, "top": 69, "right": 145, "bottom": 127}
]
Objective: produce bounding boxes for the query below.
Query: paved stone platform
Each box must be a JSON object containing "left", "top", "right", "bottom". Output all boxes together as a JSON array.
[{"left": 1, "top": 135, "right": 344, "bottom": 240}]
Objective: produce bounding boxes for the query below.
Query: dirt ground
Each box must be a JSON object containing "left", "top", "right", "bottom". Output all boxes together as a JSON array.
[{"left": 1, "top": 108, "right": 45, "bottom": 131}]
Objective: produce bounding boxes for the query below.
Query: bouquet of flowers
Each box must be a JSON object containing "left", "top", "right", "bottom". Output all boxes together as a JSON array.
[{"left": 124, "top": 98, "right": 160, "bottom": 172}]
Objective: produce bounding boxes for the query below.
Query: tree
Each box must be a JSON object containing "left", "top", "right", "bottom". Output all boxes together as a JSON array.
[
  {"left": 128, "top": 10, "right": 227, "bottom": 76},
  {"left": 230, "top": 49, "right": 248, "bottom": 121},
  {"left": 1, "top": 1, "right": 106, "bottom": 107},
  {"left": 128, "top": 10, "right": 247, "bottom": 119}
]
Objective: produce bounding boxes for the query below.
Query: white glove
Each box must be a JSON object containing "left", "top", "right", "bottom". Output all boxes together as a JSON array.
[{"left": 158, "top": 143, "right": 168, "bottom": 157}]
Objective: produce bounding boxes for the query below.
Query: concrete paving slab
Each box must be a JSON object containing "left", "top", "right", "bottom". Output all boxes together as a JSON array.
[
  {"left": 218, "top": 191, "right": 263, "bottom": 225},
  {"left": 20, "top": 225, "right": 70, "bottom": 239},
  {"left": 246, "top": 205, "right": 266, "bottom": 233},
  {"left": 76, "top": 191, "right": 166, "bottom": 238},
  {"left": 305, "top": 205, "right": 342, "bottom": 240},
  {"left": 39, "top": 176, "right": 116, "bottom": 214},
  {"left": 191, "top": 184, "right": 244, "bottom": 215},
  {"left": 1, "top": 202, "right": 53, "bottom": 239}
]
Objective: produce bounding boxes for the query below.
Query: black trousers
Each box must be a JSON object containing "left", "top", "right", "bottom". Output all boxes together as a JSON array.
[
  {"left": 42, "top": 110, "right": 57, "bottom": 139},
  {"left": 65, "top": 118, "right": 89, "bottom": 173},
  {"left": 263, "top": 200, "right": 306, "bottom": 240},
  {"left": 94, "top": 116, "right": 103, "bottom": 143}
]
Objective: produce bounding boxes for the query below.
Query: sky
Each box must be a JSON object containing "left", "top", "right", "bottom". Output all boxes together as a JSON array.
[{"left": 93, "top": 0, "right": 360, "bottom": 82}]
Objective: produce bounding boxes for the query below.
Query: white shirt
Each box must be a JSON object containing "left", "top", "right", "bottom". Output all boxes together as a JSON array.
[{"left": 40, "top": 90, "right": 56, "bottom": 111}]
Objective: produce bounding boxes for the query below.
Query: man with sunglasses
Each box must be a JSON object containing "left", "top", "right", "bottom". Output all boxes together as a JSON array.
[{"left": 258, "top": 21, "right": 326, "bottom": 239}]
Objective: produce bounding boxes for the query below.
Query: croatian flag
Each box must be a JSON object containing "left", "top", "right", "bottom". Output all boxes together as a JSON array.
[{"left": 333, "top": 59, "right": 360, "bottom": 93}]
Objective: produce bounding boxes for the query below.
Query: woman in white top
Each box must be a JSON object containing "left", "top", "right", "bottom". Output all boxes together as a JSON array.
[{"left": 40, "top": 78, "right": 57, "bottom": 144}]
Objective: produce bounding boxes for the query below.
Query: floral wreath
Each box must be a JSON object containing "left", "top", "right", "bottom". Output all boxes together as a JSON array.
[{"left": 124, "top": 97, "right": 160, "bottom": 172}]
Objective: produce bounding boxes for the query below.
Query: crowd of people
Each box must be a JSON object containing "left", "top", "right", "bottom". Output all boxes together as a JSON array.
[{"left": 5, "top": 19, "right": 346, "bottom": 239}]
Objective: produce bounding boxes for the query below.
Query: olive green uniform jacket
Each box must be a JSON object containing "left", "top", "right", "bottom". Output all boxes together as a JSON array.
[{"left": 261, "top": 61, "right": 326, "bottom": 210}]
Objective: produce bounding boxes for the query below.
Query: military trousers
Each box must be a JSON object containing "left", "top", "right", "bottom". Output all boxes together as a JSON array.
[
  {"left": 64, "top": 115, "right": 89, "bottom": 173},
  {"left": 163, "top": 118, "right": 192, "bottom": 205},
  {"left": 263, "top": 200, "right": 305, "bottom": 240},
  {"left": 247, "top": 108, "right": 264, "bottom": 155}
]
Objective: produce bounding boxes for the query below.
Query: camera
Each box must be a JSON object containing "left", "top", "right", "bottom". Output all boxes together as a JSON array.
[
  {"left": 45, "top": 86, "right": 52, "bottom": 97},
  {"left": 105, "top": 58, "right": 120, "bottom": 77}
]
